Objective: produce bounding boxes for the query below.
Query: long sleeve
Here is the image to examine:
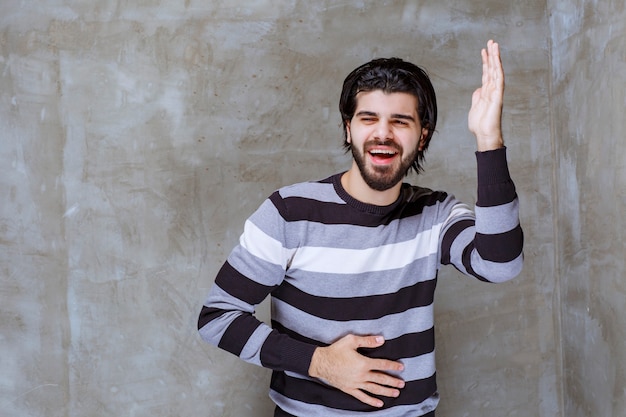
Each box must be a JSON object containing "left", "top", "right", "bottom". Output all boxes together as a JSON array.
[
  {"left": 197, "top": 196, "right": 318, "bottom": 375},
  {"left": 440, "top": 147, "right": 524, "bottom": 282},
  {"left": 198, "top": 159, "right": 523, "bottom": 415}
]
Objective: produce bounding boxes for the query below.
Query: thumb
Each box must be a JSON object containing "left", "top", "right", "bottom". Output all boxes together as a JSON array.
[
  {"left": 471, "top": 88, "right": 481, "bottom": 107},
  {"left": 351, "top": 334, "right": 385, "bottom": 349}
]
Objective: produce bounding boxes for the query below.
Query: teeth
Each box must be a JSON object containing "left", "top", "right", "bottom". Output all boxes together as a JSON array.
[{"left": 370, "top": 149, "right": 397, "bottom": 155}]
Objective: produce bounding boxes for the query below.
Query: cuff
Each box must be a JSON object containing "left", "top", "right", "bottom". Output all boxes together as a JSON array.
[
  {"left": 475, "top": 147, "right": 511, "bottom": 186},
  {"left": 260, "top": 332, "right": 319, "bottom": 375}
]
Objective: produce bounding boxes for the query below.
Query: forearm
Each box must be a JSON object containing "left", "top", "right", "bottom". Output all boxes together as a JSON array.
[
  {"left": 474, "top": 147, "right": 523, "bottom": 280},
  {"left": 441, "top": 148, "right": 523, "bottom": 282},
  {"left": 198, "top": 262, "right": 317, "bottom": 374}
]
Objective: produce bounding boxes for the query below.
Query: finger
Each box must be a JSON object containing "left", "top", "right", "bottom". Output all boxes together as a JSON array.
[
  {"left": 481, "top": 48, "right": 488, "bottom": 86},
  {"left": 488, "top": 41, "right": 504, "bottom": 88},
  {"left": 349, "top": 389, "right": 384, "bottom": 408},
  {"left": 350, "top": 334, "right": 385, "bottom": 349},
  {"left": 471, "top": 88, "right": 481, "bottom": 107},
  {"left": 368, "top": 371, "right": 405, "bottom": 391},
  {"left": 362, "top": 381, "right": 401, "bottom": 399},
  {"left": 371, "top": 358, "right": 405, "bottom": 373},
  {"left": 490, "top": 42, "right": 498, "bottom": 80}
]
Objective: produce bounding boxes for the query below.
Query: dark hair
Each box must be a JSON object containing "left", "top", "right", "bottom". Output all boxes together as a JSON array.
[{"left": 339, "top": 57, "right": 437, "bottom": 173}]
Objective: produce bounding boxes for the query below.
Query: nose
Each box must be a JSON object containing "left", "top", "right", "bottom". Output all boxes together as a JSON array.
[{"left": 374, "top": 119, "right": 393, "bottom": 140}]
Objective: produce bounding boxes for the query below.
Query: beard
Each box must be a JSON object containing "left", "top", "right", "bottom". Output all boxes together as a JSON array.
[{"left": 351, "top": 140, "right": 418, "bottom": 192}]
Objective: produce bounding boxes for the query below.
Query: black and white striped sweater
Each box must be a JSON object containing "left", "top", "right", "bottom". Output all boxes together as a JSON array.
[{"left": 198, "top": 147, "right": 523, "bottom": 416}]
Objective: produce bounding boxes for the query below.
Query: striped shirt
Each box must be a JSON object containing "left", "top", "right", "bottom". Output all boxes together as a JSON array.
[{"left": 198, "top": 147, "right": 524, "bottom": 416}]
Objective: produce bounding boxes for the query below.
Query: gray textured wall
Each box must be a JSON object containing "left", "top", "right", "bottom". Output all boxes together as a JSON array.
[
  {"left": 549, "top": 1, "right": 626, "bottom": 416},
  {"left": 0, "top": 1, "right": 617, "bottom": 416}
]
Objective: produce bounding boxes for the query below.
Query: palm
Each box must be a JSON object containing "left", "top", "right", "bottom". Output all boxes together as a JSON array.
[{"left": 468, "top": 40, "right": 505, "bottom": 151}]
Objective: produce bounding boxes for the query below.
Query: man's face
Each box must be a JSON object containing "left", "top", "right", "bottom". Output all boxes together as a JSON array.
[{"left": 347, "top": 90, "right": 427, "bottom": 191}]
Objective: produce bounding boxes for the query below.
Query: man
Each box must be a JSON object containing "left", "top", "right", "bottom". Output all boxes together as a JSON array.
[{"left": 198, "top": 40, "right": 523, "bottom": 416}]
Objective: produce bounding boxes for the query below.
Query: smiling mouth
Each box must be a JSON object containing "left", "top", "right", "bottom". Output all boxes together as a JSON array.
[{"left": 368, "top": 148, "right": 398, "bottom": 162}]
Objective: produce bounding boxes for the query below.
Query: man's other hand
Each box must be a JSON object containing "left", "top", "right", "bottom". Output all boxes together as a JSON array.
[{"left": 308, "top": 334, "right": 405, "bottom": 408}]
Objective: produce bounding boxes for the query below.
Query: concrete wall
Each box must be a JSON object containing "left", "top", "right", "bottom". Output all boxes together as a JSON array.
[
  {"left": 549, "top": 1, "right": 626, "bottom": 416},
  {"left": 3, "top": 1, "right": 617, "bottom": 416}
]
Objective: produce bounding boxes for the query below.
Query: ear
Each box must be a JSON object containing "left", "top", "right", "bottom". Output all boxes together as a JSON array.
[
  {"left": 345, "top": 121, "right": 352, "bottom": 144},
  {"left": 417, "top": 128, "right": 428, "bottom": 151}
]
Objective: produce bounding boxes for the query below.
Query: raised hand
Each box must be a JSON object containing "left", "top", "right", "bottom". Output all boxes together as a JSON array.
[
  {"left": 468, "top": 40, "right": 505, "bottom": 151},
  {"left": 308, "top": 334, "right": 405, "bottom": 408}
]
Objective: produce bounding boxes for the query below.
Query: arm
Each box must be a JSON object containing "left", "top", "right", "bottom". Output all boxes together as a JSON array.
[
  {"left": 442, "top": 41, "right": 523, "bottom": 281},
  {"left": 198, "top": 193, "right": 406, "bottom": 408},
  {"left": 310, "top": 41, "right": 516, "bottom": 408},
  {"left": 197, "top": 196, "right": 317, "bottom": 375},
  {"left": 440, "top": 148, "right": 523, "bottom": 282}
]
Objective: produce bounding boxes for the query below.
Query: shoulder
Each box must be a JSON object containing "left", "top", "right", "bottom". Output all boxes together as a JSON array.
[
  {"left": 266, "top": 174, "right": 345, "bottom": 222},
  {"left": 401, "top": 183, "right": 449, "bottom": 206},
  {"left": 273, "top": 174, "right": 343, "bottom": 204},
  {"left": 395, "top": 183, "right": 459, "bottom": 222}
]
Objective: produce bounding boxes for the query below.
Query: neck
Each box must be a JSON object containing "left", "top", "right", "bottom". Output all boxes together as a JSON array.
[{"left": 341, "top": 162, "right": 403, "bottom": 206}]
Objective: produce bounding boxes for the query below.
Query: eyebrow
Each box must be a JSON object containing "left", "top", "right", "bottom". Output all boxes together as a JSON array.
[{"left": 355, "top": 111, "right": 416, "bottom": 122}]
